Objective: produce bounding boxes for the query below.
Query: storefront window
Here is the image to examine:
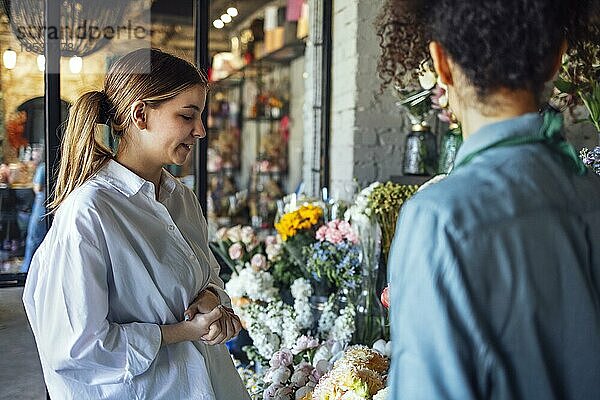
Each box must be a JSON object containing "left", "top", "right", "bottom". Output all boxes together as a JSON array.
[{"left": 0, "top": 0, "right": 198, "bottom": 282}]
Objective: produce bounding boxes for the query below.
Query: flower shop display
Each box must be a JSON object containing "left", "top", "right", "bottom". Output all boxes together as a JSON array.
[{"left": 214, "top": 182, "right": 420, "bottom": 399}]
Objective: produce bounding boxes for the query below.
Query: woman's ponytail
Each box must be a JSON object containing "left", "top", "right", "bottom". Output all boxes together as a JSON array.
[{"left": 48, "top": 91, "right": 113, "bottom": 211}]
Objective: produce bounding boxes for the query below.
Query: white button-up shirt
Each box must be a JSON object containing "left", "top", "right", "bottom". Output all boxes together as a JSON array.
[{"left": 23, "top": 160, "right": 249, "bottom": 400}]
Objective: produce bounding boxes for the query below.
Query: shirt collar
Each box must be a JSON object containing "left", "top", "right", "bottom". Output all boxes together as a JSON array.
[
  {"left": 454, "top": 112, "right": 543, "bottom": 168},
  {"left": 97, "top": 159, "right": 178, "bottom": 198}
]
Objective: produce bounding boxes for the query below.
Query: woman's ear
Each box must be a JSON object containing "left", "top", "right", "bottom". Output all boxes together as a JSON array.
[
  {"left": 429, "top": 41, "right": 454, "bottom": 86},
  {"left": 130, "top": 100, "right": 147, "bottom": 131}
]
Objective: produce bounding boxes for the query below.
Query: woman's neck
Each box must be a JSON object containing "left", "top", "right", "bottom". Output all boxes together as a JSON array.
[
  {"left": 457, "top": 89, "right": 539, "bottom": 139},
  {"left": 115, "top": 149, "right": 162, "bottom": 200}
]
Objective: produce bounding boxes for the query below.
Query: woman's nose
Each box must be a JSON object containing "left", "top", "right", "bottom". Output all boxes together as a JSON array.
[{"left": 193, "top": 120, "right": 206, "bottom": 139}]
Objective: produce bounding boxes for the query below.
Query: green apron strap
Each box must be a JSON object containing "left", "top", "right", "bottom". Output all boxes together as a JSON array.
[{"left": 452, "top": 110, "right": 587, "bottom": 175}]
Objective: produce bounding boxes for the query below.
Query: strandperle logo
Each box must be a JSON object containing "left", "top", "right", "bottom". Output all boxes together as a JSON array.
[{"left": 15, "top": 20, "right": 149, "bottom": 54}]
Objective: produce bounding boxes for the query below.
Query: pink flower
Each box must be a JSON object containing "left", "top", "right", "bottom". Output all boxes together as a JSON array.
[
  {"left": 325, "top": 229, "right": 344, "bottom": 244},
  {"left": 327, "top": 220, "right": 340, "bottom": 229},
  {"left": 228, "top": 242, "right": 244, "bottom": 260},
  {"left": 381, "top": 285, "right": 390, "bottom": 309},
  {"left": 345, "top": 231, "right": 359, "bottom": 244},
  {"left": 265, "top": 235, "right": 278, "bottom": 246},
  {"left": 250, "top": 253, "right": 268, "bottom": 271},
  {"left": 315, "top": 225, "right": 328, "bottom": 241},
  {"left": 290, "top": 362, "right": 314, "bottom": 386},
  {"left": 265, "top": 366, "right": 292, "bottom": 385},
  {"left": 270, "top": 348, "right": 293, "bottom": 368},
  {"left": 291, "top": 335, "right": 320, "bottom": 355},
  {"left": 246, "top": 236, "right": 260, "bottom": 252},
  {"left": 337, "top": 220, "right": 352, "bottom": 235}
]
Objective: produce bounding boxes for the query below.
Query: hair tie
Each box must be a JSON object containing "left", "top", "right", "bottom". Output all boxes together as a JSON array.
[{"left": 97, "top": 91, "right": 115, "bottom": 125}]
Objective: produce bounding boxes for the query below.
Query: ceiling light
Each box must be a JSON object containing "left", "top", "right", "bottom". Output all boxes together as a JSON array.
[
  {"left": 2, "top": 49, "right": 16, "bottom": 69},
  {"left": 37, "top": 55, "right": 45, "bottom": 72},
  {"left": 213, "top": 19, "right": 224, "bottom": 29},
  {"left": 221, "top": 14, "right": 232, "bottom": 24},
  {"left": 69, "top": 56, "right": 83, "bottom": 73},
  {"left": 227, "top": 7, "right": 238, "bottom": 17}
]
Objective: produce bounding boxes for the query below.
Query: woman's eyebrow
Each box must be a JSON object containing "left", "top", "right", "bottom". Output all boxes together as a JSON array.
[{"left": 182, "top": 105, "right": 200, "bottom": 111}]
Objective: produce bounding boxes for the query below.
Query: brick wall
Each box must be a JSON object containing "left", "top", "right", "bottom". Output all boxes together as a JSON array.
[{"left": 330, "top": 0, "right": 409, "bottom": 200}]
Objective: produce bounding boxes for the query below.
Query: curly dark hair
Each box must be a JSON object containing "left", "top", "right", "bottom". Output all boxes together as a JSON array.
[{"left": 377, "top": 0, "right": 600, "bottom": 99}]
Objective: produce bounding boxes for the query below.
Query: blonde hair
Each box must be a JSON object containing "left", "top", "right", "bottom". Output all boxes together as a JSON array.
[{"left": 50, "top": 48, "right": 208, "bottom": 211}]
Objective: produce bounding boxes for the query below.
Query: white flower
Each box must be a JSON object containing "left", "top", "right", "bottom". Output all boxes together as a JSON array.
[
  {"left": 312, "top": 345, "right": 333, "bottom": 367},
  {"left": 225, "top": 267, "right": 278, "bottom": 302},
  {"left": 291, "top": 335, "right": 319, "bottom": 355},
  {"left": 266, "top": 243, "right": 283, "bottom": 261},
  {"left": 373, "top": 387, "right": 390, "bottom": 400},
  {"left": 294, "top": 298, "right": 313, "bottom": 329},
  {"left": 250, "top": 253, "right": 269, "bottom": 271},
  {"left": 329, "top": 305, "right": 356, "bottom": 345},
  {"left": 341, "top": 390, "right": 367, "bottom": 400},
  {"left": 264, "top": 366, "right": 292, "bottom": 385},
  {"left": 240, "top": 226, "right": 255, "bottom": 245},
  {"left": 317, "top": 296, "right": 337, "bottom": 336},
  {"left": 215, "top": 227, "right": 227, "bottom": 240},
  {"left": 226, "top": 225, "right": 243, "bottom": 242},
  {"left": 372, "top": 339, "right": 387, "bottom": 355},
  {"left": 290, "top": 278, "right": 312, "bottom": 300},
  {"left": 295, "top": 386, "right": 312, "bottom": 400}
]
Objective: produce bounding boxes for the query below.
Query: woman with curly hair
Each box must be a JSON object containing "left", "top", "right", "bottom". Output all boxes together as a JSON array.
[{"left": 380, "top": 1, "right": 600, "bottom": 399}]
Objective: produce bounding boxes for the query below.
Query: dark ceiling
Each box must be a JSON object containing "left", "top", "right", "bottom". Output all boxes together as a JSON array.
[
  {"left": 151, "top": 0, "right": 273, "bottom": 32},
  {"left": 149, "top": 0, "right": 275, "bottom": 56}
]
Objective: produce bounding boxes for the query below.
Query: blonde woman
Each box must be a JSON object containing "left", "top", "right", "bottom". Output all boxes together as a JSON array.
[{"left": 22, "top": 48, "right": 250, "bottom": 400}]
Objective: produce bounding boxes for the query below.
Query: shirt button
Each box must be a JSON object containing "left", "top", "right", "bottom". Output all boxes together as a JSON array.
[
  {"left": 188, "top": 254, "right": 195, "bottom": 260},
  {"left": 168, "top": 225, "right": 175, "bottom": 231}
]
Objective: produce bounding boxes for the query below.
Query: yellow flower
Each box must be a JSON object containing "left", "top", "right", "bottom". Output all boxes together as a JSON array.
[{"left": 275, "top": 205, "right": 323, "bottom": 240}]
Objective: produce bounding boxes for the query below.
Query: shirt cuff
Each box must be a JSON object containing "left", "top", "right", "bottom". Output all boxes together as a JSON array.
[
  {"left": 121, "top": 322, "right": 162, "bottom": 380},
  {"left": 206, "top": 283, "right": 232, "bottom": 308}
]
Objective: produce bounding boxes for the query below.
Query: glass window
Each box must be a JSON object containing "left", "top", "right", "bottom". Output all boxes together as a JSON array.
[
  {"left": 207, "top": 0, "right": 309, "bottom": 235},
  {"left": 0, "top": 6, "right": 47, "bottom": 278}
]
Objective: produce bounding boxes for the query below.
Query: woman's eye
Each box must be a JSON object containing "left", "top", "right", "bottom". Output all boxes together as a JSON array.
[{"left": 181, "top": 115, "right": 193, "bottom": 121}]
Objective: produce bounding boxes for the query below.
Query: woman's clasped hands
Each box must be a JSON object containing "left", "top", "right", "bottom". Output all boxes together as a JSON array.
[{"left": 184, "top": 288, "right": 242, "bottom": 345}]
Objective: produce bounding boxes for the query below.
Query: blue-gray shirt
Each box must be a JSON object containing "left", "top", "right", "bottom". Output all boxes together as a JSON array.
[{"left": 388, "top": 113, "right": 600, "bottom": 399}]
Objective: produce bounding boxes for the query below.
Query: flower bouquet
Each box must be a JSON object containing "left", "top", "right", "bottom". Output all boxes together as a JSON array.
[
  {"left": 311, "top": 345, "right": 390, "bottom": 400},
  {"left": 303, "top": 219, "right": 361, "bottom": 294},
  {"left": 210, "top": 225, "right": 262, "bottom": 276},
  {"left": 367, "top": 182, "right": 419, "bottom": 265},
  {"left": 272, "top": 204, "right": 324, "bottom": 286},
  {"left": 261, "top": 339, "right": 331, "bottom": 400}
]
